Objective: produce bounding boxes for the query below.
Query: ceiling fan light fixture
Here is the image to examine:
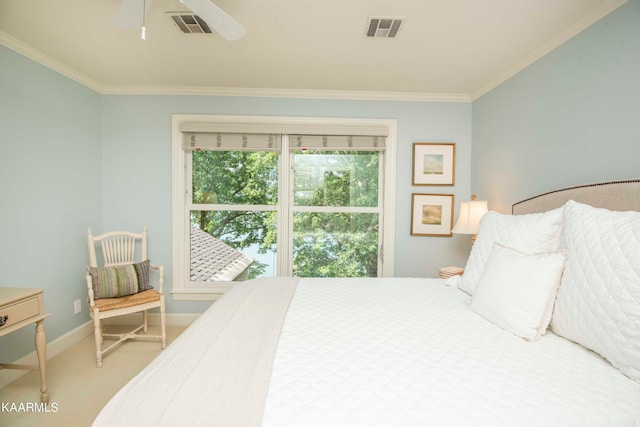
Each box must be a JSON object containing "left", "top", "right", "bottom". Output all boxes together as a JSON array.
[{"left": 140, "top": 0, "right": 147, "bottom": 40}]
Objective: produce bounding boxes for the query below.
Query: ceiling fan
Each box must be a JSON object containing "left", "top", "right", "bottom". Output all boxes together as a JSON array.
[{"left": 114, "top": 0, "right": 246, "bottom": 41}]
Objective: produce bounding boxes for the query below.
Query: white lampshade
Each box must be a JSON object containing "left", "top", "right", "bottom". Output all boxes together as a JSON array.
[{"left": 452, "top": 199, "right": 488, "bottom": 235}]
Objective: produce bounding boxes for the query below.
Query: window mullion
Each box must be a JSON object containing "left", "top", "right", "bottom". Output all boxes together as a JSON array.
[
  {"left": 292, "top": 206, "right": 380, "bottom": 214},
  {"left": 375, "top": 150, "right": 385, "bottom": 276},
  {"left": 280, "top": 134, "right": 292, "bottom": 276},
  {"left": 377, "top": 152, "right": 385, "bottom": 276},
  {"left": 184, "top": 151, "right": 193, "bottom": 287},
  {"left": 189, "top": 204, "right": 277, "bottom": 212}
]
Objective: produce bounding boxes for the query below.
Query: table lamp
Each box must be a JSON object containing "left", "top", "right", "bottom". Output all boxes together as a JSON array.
[{"left": 451, "top": 195, "right": 488, "bottom": 242}]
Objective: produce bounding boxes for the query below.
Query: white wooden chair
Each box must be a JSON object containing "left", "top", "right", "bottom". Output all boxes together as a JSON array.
[{"left": 86, "top": 227, "right": 166, "bottom": 367}]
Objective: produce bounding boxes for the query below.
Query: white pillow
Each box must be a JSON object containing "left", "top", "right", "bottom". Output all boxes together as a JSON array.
[
  {"left": 469, "top": 243, "right": 565, "bottom": 341},
  {"left": 458, "top": 208, "right": 564, "bottom": 295},
  {"left": 551, "top": 200, "right": 640, "bottom": 382}
]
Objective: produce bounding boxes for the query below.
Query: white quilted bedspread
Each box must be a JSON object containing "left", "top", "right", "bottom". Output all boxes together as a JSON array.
[{"left": 263, "top": 278, "right": 640, "bottom": 427}]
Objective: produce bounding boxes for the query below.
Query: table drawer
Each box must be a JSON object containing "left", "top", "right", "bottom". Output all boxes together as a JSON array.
[{"left": 0, "top": 297, "right": 40, "bottom": 330}]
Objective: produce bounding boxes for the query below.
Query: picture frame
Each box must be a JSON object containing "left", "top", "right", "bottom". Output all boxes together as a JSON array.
[
  {"left": 410, "top": 193, "right": 454, "bottom": 236},
  {"left": 412, "top": 142, "right": 456, "bottom": 186}
]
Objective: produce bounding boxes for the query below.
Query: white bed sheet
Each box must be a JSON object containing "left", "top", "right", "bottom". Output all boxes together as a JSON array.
[
  {"left": 93, "top": 277, "right": 298, "bottom": 427},
  {"left": 263, "top": 278, "right": 640, "bottom": 427},
  {"left": 93, "top": 277, "right": 640, "bottom": 426}
]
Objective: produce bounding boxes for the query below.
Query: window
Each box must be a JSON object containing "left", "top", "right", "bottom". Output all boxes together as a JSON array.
[
  {"left": 290, "top": 136, "right": 385, "bottom": 278},
  {"left": 172, "top": 116, "right": 396, "bottom": 300},
  {"left": 188, "top": 133, "right": 280, "bottom": 284}
]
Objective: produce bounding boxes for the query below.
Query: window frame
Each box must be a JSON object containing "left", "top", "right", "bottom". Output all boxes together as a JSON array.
[
  {"left": 171, "top": 115, "right": 397, "bottom": 301},
  {"left": 288, "top": 147, "right": 385, "bottom": 277}
]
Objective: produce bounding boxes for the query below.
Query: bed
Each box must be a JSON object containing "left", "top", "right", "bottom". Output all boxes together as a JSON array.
[{"left": 93, "top": 180, "right": 640, "bottom": 426}]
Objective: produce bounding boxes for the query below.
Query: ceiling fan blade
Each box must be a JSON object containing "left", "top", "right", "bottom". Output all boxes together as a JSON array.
[
  {"left": 180, "top": 0, "right": 246, "bottom": 41},
  {"left": 114, "top": 0, "right": 153, "bottom": 29}
]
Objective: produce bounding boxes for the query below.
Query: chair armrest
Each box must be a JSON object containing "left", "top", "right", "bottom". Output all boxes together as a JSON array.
[{"left": 149, "top": 263, "right": 164, "bottom": 294}]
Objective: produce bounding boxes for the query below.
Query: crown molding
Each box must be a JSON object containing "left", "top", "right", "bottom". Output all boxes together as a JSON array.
[
  {"left": 3, "top": 0, "right": 627, "bottom": 105},
  {"left": 471, "top": 0, "right": 628, "bottom": 101},
  {"left": 0, "top": 31, "right": 468, "bottom": 103},
  {"left": 101, "top": 85, "right": 471, "bottom": 102},
  {"left": 0, "top": 31, "right": 103, "bottom": 93}
]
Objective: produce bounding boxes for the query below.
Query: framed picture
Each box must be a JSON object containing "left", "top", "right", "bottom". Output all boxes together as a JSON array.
[
  {"left": 412, "top": 142, "right": 456, "bottom": 186},
  {"left": 411, "top": 193, "right": 454, "bottom": 236}
]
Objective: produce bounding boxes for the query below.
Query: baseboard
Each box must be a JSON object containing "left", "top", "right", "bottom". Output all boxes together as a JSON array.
[{"left": 0, "top": 313, "right": 198, "bottom": 389}]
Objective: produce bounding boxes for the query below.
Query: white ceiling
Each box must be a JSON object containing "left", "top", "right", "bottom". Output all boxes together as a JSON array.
[{"left": 0, "top": 0, "right": 626, "bottom": 101}]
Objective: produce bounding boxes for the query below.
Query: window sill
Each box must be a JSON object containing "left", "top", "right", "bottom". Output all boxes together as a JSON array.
[
  {"left": 170, "top": 283, "right": 233, "bottom": 301},
  {"left": 170, "top": 290, "right": 224, "bottom": 302}
]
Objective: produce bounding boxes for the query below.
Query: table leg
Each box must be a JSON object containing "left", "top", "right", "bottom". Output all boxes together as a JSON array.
[{"left": 35, "top": 320, "right": 49, "bottom": 403}]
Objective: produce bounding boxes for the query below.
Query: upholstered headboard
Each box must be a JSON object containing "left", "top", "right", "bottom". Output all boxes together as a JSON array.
[{"left": 512, "top": 180, "right": 640, "bottom": 215}]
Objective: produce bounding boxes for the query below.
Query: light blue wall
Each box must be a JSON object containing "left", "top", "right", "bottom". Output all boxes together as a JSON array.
[
  {"left": 0, "top": 46, "right": 102, "bottom": 361},
  {"left": 3, "top": 0, "right": 638, "bottom": 362},
  {"left": 102, "top": 96, "right": 473, "bottom": 313},
  {"left": 1, "top": 42, "right": 473, "bottom": 359},
  {"left": 472, "top": 0, "right": 640, "bottom": 213}
]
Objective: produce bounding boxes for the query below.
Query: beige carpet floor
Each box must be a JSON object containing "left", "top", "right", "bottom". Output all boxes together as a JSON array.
[{"left": 0, "top": 325, "right": 186, "bottom": 427}]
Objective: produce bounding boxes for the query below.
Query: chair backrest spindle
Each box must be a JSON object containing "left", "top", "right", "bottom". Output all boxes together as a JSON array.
[
  {"left": 101, "top": 236, "right": 135, "bottom": 265},
  {"left": 88, "top": 229, "right": 147, "bottom": 268}
]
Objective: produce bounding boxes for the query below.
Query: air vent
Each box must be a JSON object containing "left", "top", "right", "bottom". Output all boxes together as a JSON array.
[
  {"left": 167, "top": 13, "right": 212, "bottom": 34},
  {"left": 366, "top": 17, "right": 403, "bottom": 38}
]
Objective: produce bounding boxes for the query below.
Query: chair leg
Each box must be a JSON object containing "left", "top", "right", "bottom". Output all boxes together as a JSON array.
[
  {"left": 142, "top": 310, "right": 148, "bottom": 334},
  {"left": 93, "top": 310, "right": 103, "bottom": 368}
]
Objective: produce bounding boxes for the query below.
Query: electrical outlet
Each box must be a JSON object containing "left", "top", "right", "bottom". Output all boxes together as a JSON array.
[{"left": 74, "top": 299, "right": 82, "bottom": 314}]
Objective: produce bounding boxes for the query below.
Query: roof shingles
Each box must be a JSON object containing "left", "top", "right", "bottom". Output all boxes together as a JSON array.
[{"left": 190, "top": 226, "right": 254, "bottom": 282}]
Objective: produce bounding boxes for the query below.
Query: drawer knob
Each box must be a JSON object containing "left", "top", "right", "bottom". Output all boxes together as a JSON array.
[{"left": 0, "top": 315, "right": 7, "bottom": 327}]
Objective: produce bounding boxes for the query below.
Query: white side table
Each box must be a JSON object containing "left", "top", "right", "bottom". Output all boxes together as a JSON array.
[{"left": 0, "top": 287, "right": 50, "bottom": 403}]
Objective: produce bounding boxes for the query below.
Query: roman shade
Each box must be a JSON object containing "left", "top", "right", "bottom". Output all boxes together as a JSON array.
[
  {"left": 180, "top": 121, "right": 388, "bottom": 152},
  {"left": 182, "top": 133, "right": 282, "bottom": 152},
  {"left": 289, "top": 134, "right": 385, "bottom": 151}
]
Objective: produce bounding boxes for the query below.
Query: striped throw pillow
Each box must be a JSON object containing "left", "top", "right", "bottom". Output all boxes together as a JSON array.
[
  {"left": 135, "top": 260, "right": 153, "bottom": 291},
  {"left": 88, "top": 260, "right": 151, "bottom": 299}
]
